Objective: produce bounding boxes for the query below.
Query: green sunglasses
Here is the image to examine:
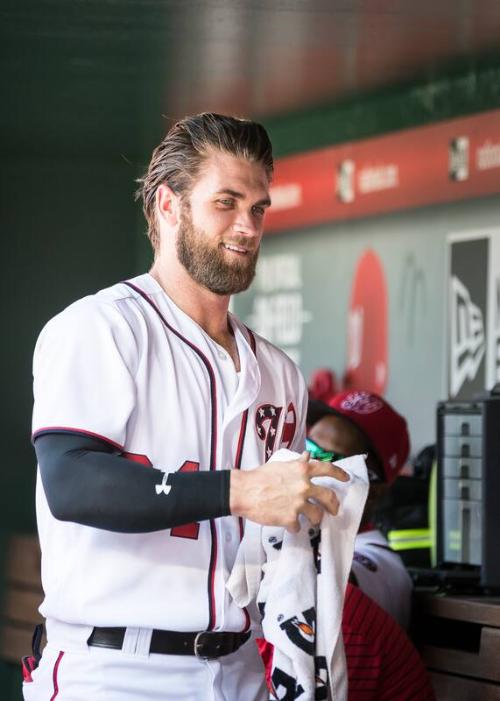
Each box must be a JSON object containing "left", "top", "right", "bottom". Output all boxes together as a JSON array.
[{"left": 305, "top": 437, "right": 346, "bottom": 463}]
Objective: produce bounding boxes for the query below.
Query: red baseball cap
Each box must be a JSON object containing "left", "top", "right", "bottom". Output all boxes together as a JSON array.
[{"left": 327, "top": 390, "right": 410, "bottom": 484}]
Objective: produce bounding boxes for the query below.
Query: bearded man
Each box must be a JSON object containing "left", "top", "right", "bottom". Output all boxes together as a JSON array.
[{"left": 27, "top": 113, "right": 347, "bottom": 701}]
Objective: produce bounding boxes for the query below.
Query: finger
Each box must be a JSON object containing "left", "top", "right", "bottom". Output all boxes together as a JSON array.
[
  {"left": 299, "top": 450, "right": 310, "bottom": 463},
  {"left": 308, "top": 485, "right": 339, "bottom": 516},
  {"left": 300, "top": 502, "right": 324, "bottom": 527},
  {"left": 285, "top": 518, "right": 300, "bottom": 534},
  {"left": 308, "top": 460, "right": 349, "bottom": 482}
]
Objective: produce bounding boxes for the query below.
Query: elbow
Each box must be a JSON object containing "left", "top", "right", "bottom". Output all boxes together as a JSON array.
[
  {"left": 45, "top": 494, "right": 73, "bottom": 523},
  {"left": 38, "top": 460, "right": 78, "bottom": 523},
  {"left": 42, "top": 481, "right": 75, "bottom": 523}
]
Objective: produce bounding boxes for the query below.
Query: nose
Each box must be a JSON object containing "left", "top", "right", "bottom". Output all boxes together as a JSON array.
[{"left": 232, "top": 210, "right": 261, "bottom": 237}]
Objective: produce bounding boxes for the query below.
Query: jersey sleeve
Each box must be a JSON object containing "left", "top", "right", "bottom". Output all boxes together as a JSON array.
[{"left": 32, "top": 297, "right": 137, "bottom": 450}]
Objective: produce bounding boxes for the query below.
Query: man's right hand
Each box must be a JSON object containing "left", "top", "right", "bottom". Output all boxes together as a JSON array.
[{"left": 229, "top": 451, "right": 349, "bottom": 533}]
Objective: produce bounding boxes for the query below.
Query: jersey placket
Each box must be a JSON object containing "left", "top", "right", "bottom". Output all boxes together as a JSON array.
[{"left": 210, "top": 325, "right": 260, "bottom": 632}]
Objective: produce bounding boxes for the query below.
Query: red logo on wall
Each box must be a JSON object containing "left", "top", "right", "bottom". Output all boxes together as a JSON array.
[{"left": 344, "top": 250, "right": 388, "bottom": 395}]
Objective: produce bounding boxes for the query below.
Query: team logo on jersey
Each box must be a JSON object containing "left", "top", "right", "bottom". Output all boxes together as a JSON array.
[
  {"left": 279, "top": 402, "right": 297, "bottom": 449},
  {"left": 255, "top": 401, "right": 297, "bottom": 458},
  {"left": 155, "top": 472, "right": 172, "bottom": 496},
  {"left": 255, "top": 404, "right": 283, "bottom": 459},
  {"left": 279, "top": 607, "right": 316, "bottom": 655}
]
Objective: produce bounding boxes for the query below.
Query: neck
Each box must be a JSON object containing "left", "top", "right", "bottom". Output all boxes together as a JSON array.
[{"left": 149, "top": 258, "right": 231, "bottom": 340}]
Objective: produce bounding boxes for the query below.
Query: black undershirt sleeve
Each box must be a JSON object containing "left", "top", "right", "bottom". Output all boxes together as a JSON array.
[{"left": 34, "top": 432, "right": 231, "bottom": 533}]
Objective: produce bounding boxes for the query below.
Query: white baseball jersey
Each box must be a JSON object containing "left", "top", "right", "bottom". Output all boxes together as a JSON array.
[
  {"left": 351, "top": 529, "right": 413, "bottom": 628},
  {"left": 32, "top": 273, "right": 307, "bottom": 633}
]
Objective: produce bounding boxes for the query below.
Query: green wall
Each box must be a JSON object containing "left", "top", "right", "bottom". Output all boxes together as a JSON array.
[
  {"left": 0, "top": 157, "right": 146, "bottom": 532},
  {"left": 264, "top": 62, "right": 500, "bottom": 158}
]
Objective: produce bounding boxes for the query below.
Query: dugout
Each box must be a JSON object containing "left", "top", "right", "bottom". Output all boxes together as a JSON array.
[{"left": 3, "top": 2, "right": 500, "bottom": 698}]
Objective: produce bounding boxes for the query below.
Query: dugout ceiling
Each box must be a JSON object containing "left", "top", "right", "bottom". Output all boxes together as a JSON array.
[{"left": 3, "top": 0, "right": 500, "bottom": 159}]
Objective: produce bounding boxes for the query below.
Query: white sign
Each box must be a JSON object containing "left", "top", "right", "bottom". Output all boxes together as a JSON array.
[{"left": 247, "top": 254, "right": 311, "bottom": 363}]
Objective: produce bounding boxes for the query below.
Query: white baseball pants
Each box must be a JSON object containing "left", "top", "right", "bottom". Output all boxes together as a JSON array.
[{"left": 22, "top": 620, "right": 267, "bottom": 701}]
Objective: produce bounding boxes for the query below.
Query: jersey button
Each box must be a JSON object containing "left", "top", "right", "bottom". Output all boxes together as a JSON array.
[
  {"left": 218, "top": 351, "right": 226, "bottom": 360},
  {"left": 225, "top": 533, "right": 232, "bottom": 543}
]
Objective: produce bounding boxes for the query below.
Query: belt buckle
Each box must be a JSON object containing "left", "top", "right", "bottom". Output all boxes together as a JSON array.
[{"left": 194, "top": 631, "right": 212, "bottom": 660}]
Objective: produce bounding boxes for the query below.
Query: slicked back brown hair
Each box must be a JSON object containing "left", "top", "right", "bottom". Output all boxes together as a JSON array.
[{"left": 136, "top": 112, "right": 274, "bottom": 253}]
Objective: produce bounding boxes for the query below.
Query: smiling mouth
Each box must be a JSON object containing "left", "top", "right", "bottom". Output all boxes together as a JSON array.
[{"left": 222, "top": 243, "right": 249, "bottom": 255}]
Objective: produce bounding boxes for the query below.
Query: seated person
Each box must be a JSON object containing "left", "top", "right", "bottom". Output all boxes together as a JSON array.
[
  {"left": 307, "top": 391, "right": 413, "bottom": 628},
  {"left": 258, "top": 578, "right": 435, "bottom": 701},
  {"left": 343, "top": 582, "right": 436, "bottom": 701}
]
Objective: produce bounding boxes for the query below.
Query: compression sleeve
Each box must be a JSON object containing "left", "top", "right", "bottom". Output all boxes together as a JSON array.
[{"left": 35, "top": 432, "right": 231, "bottom": 533}]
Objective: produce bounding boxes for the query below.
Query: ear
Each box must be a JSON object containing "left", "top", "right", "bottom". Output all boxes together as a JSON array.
[{"left": 156, "top": 184, "right": 181, "bottom": 228}]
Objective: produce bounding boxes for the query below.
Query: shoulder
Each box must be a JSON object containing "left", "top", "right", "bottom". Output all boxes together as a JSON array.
[
  {"left": 354, "top": 530, "right": 409, "bottom": 572},
  {"left": 34, "top": 279, "right": 144, "bottom": 358},
  {"left": 354, "top": 530, "right": 408, "bottom": 576}
]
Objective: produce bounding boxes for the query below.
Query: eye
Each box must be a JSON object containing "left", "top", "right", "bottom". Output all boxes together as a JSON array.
[
  {"left": 217, "top": 198, "right": 235, "bottom": 208},
  {"left": 252, "top": 205, "right": 266, "bottom": 217}
]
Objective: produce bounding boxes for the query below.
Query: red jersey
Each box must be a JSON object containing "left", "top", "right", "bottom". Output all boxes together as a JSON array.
[{"left": 343, "top": 583, "right": 435, "bottom": 700}]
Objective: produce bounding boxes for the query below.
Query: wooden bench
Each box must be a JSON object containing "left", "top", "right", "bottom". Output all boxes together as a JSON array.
[
  {"left": 414, "top": 591, "right": 500, "bottom": 700},
  {"left": 0, "top": 535, "right": 44, "bottom": 664}
]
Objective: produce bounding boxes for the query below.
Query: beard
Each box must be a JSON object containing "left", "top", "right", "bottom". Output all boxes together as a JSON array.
[{"left": 176, "top": 207, "right": 260, "bottom": 295}]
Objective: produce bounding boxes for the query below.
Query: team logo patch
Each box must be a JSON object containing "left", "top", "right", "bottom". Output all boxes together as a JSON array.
[
  {"left": 255, "top": 404, "right": 283, "bottom": 459},
  {"left": 340, "top": 391, "right": 383, "bottom": 415},
  {"left": 155, "top": 472, "right": 171, "bottom": 496}
]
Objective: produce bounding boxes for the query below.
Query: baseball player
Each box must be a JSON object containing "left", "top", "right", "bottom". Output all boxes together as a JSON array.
[
  {"left": 25, "top": 113, "right": 347, "bottom": 701},
  {"left": 307, "top": 391, "right": 414, "bottom": 628}
]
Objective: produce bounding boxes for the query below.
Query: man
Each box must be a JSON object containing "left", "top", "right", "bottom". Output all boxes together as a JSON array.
[
  {"left": 307, "top": 391, "right": 413, "bottom": 628},
  {"left": 26, "top": 114, "right": 346, "bottom": 701}
]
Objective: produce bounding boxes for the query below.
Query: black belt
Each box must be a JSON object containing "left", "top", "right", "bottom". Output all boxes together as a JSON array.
[{"left": 87, "top": 627, "right": 251, "bottom": 660}]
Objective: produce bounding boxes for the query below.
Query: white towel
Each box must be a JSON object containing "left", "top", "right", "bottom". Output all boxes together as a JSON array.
[{"left": 227, "top": 449, "right": 368, "bottom": 701}]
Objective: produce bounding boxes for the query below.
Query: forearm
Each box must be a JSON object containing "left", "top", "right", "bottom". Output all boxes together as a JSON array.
[{"left": 35, "top": 432, "right": 230, "bottom": 533}]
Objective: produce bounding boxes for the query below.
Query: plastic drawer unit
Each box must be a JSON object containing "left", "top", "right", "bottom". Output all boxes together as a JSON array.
[{"left": 437, "top": 390, "right": 500, "bottom": 589}]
